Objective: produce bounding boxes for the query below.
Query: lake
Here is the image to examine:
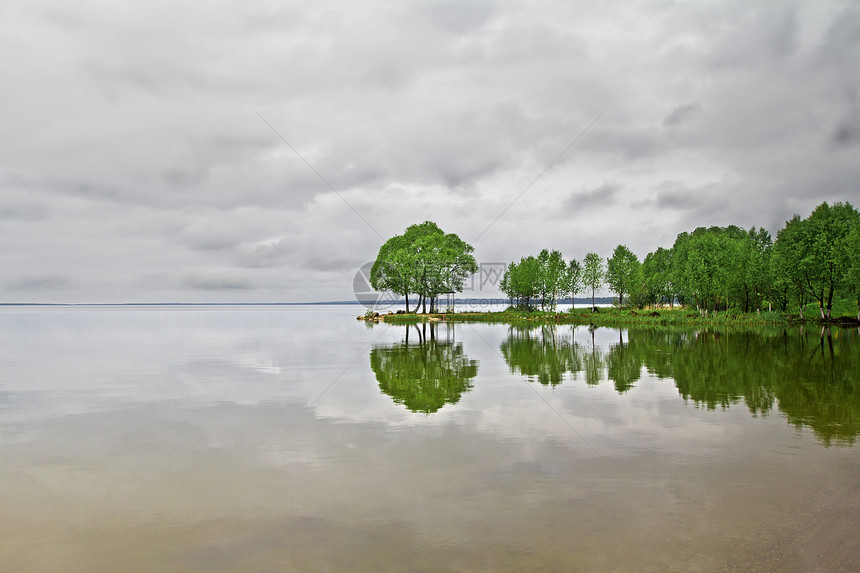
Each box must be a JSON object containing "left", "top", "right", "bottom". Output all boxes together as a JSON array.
[{"left": 1, "top": 306, "right": 858, "bottom": 571}]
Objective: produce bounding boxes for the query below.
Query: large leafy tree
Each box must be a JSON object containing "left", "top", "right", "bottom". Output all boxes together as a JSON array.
[
  {"left": 772, "top": 202, "right": 859, "bottom": 319},
  {"left": 670, "top": 226, "right": 745, "bottom": 313},
  {"left": 582, "top": 252, "right": 604, "bottom": 310},
  {"left": 606, "top": 244, "right": 642, "bottom": 308},
  {"left": 370, "top": 221, "right": 477, "bottom": 313}
]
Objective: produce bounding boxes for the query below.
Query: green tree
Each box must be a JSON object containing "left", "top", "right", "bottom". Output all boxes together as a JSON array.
[
  {"left": 540, "top": 249, "right": 568, "bottom": 310},
  {"left": 370, "top": 221, "right": 477, "bottom": 313},
  {"left": 672, "top": 226, "right": 745, "bottom": 314},
  {"left": 501, "top": 255, "right": 544, "bottom": 309},
  {"left": 738, "top": 227, "right": 773, "bottom": 312},
  {"left": 567, "top": 259, "right": 583, "bottom": 309},
  {"left": 582, "top": 252, "right": 604, "bottom": 310},
  {"left": 641, "top": 247, "right": 673, "bottom": 308},
  {"left": 606, "top": 244, "right": 642, "bottom": 308},
  {"left": 772, "top": 202, "right": 859, "bottom": 319},
  {"left": 772, "top": 215, "right": 809, "bottom": 317}
]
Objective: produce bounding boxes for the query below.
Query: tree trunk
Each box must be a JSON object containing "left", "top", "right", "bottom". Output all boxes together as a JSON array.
[{"left": 421, "top": 295, "right": 426, "bottom": 314}]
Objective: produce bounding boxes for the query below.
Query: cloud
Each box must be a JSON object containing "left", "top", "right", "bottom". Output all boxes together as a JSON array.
[
  {"left": 663, "top": 104, "right": 702, "bottom": 127},
  {"left": 183, "top": 274, "right": 254, "bottom": 291},
  {"left": 1, "top": 0, "right": 858, "bottom": 302},
  {"left": 563, "top": 182, "right": 621, "bottom": 211},
  {"left": 5, "top": 275, "right": 73, "bottom": 292}
]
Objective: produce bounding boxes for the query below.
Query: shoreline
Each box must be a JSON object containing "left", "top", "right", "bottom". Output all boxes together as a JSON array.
[{"left": 360, "top": 308, "right": 860, "bottom": 328}]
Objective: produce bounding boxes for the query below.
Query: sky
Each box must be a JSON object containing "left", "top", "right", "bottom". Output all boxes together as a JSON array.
[{"left": 1, "top": 0, "right": 858, "bottom": 303}]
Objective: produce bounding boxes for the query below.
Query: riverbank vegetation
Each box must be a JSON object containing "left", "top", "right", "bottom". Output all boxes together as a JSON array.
[
  {"left": 498, "top": 201, "right": 859, "bottom": 320},
  {"left": 375, "top": 303, "right": 860, "bottom": 327},
  {"left": 368, "top": 202, "right": 860, "bottom": 324}
]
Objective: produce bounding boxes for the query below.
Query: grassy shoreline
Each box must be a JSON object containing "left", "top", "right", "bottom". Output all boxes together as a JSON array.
[{"left": 363, "top": 307, "right": 860, "bottom": 327}]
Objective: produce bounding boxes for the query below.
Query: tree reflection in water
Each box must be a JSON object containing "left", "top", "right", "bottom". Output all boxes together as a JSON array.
[
  {"left": 498, "top": 324, "right": 860, "bottom": 445},
  {"left": 500, "top": 325, "right": 606, "bottom": 387},
  {"left": 370, "top": 322, "right": 478, "bottom": 414},
  {"left": 634, "top": 326, "right": 860, "bottom": 445}
]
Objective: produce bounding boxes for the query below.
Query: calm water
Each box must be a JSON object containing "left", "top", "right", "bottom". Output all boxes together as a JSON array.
[{"left": 1, "top": 306, "right": 858, "bottom": 571}]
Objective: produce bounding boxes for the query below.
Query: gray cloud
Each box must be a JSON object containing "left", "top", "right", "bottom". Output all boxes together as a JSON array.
[
  {"left": 563, "top": 182, "right": 621, "bottom": 212},
  {"left": 5, "top": 275, "right": 73, "bottom": 292},
  {"left": 184, "top": 274, "right": 254, "bottom": 291},
  {"left": 654, "top": 183, "right": 707, "bottom": 212},
  {"left": 664, "top": 104, "right": 703, "bottom": 127},
  {"left": 1, "top": 0, "right": 857, "bottom": 302}
]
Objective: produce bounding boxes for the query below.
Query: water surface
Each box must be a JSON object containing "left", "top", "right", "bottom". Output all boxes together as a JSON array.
[{"left": 1, "top": 306, "right": 858, "bottom": 571}]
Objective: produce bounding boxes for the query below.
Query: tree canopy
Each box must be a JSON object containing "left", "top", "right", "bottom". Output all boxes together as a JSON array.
[
  {"left": 582, "top": 252, "right": 604, "bottom": 310},
  {"left": 500, "top": 249, "right": 578, "bottom": 310},
  {"left": 370, "top": 221, "right": 477, "bottom": 313},
  {"left": 606, "top": 244, "right": 642, "bottom": 308}
]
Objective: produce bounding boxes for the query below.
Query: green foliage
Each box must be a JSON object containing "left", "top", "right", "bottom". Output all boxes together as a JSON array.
[
  {"left": 629, "top": 326, "right": 860, "bottom": 445},
  {"left": 582, "top": 252, "right": 604, "bottom": 309},
  {"left": 370, "top": 221, "right": 477, "bottom": 313},
  {"left": 641, "top": 247, "right": 673, "bottom": 308},
  {"left": 495, "top": 323, "right": 860, "bottom": 444},
  {"left": 500, "top": 325, "right": 584, "bottom": 386},
  {"left": 370, "top": 326, "right": 478, "bottom": 414},
  {"left": 772, "top": 202, "right": 859, "bottom": 319},
  {"left": 541, "top": 249, "right": 568, "bottom": 310},
  {"left": 500, "top": 249, "right": 568, "bottom": 310},
  {"left": 606, "top": 244, "right": 642, "bottom": 309},
  {"left": 567, "top": 259, "right": 583, "bottom": 308}
]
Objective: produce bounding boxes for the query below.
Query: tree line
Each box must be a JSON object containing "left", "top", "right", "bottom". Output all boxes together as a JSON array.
[
  {"left": 499, "top": 202, "right": 860, "bottom": 319},
  {"left": 369, "top": 202, "right": 860, "bottom": 318}
]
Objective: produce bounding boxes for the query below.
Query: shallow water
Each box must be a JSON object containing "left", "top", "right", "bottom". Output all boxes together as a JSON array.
[{"left": 1, "top": 306, "right": 858, "bottom": 571}]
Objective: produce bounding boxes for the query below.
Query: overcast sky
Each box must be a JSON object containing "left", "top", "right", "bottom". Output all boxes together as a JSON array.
[{"left": 2, "top": 0, "right": 858, "bottom": 303}]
